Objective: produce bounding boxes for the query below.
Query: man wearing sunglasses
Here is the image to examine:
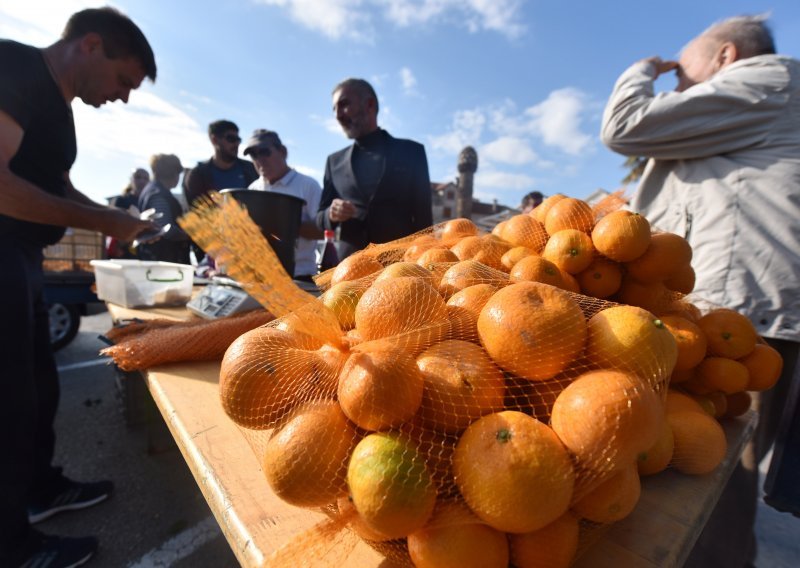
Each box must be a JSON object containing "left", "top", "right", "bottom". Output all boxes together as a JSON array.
[
  {"left": 244, "top": 129, "right": 323, "bottom": 282},
  {"left": 183, "top": 119, "right": 258, "bottom": 208}
]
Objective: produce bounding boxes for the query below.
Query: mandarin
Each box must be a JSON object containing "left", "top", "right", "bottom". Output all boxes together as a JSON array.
[
  {"left": 542, "top": 228, "right": 596, "bottom": 274},
  {"left": 416, "top": 246, "right": 459, "bottom": 269},
  {"left": 477, "top": 281, "right": 587, "bottom": 381},
  {"left": 220, "top": 327, "right": 337, "bottom": 429},
  {"left": 668, "top": 410, "right": 727, "bottom": 475},
  {"left": 374, "top": 261, "right": 436, "bottom": 286},
  {"left": 697, "top": 309, "right": 758, "bottom": 359},
  {"left": 262, "top": 400, "right": 358, "bottom": 507},
  {"left": 585, "top": 305, "right": 678, "bottom": 385},
  {"left": 337, "top": 349, "right": 424, "bottom": 431},
  {"left": 590, "top": 210, "right": 651, "bottom": 262},
  {"left": 573, "top": 463, "right": 642, "bottom": 524},
  {"left": 665, "top": 389, "right": 707, "bottom": 414},
  {"left": 330, "top": 253, "right": 384, "bottom": 285},
  {"left": 615, "top": 277, "right": 672, "bottom": 315},
  {"left": 694, "top": 356, "right": 750, "bottom": 395},
  {"left": 501, "top": 245, "right": 536, "bottom": 271},
  {"left": 660, "top": 315, "right": 708, "bottom": 372},
  {"left": 576, "top": 257, "right": 623, "bottom": 298},
  {"left": 664, "top": 263, "right": 696, "bottom": 294},
  {"left": 416, "top": 340, "right": 506, "bottom": 433},
  {"left": 509, "top": 254, "right": 566, "bottom": 289},
  {"left": 637, "top": 418, "right": 675, "bottom": 476},
  {"left": 441, "top": 217, "right": 479, "bottom": 242},
  {"left": 439, "top": 259, "right": 508, "bottom": 298},
  {"left": 355, "top": 276, "right": 448, "bottom": 341},
  {"left": 407, "top": 501, "right": 509, "bottom": 568},
  {"left": 347, "top": 432, "right": 436, "bottom": 539},
  {"left": 625, "top": 232, "right": 692, "bottom": 284},
  {"left": 501, "top": 214, "right": 549, "bottom": 252},
  {"left": 532, "top": 193, "right": 567, "bottom": 224},
  {"left": 739, "top": 343, "right": 783, "bottom": 391},
  {"left": 545, "top": 197, "right": 595, "bottom": 235},
  {"left": 403, "top": 235, "right": 440, "bottom": 262},
  {"left": 550, "top": 369, "right": 663, "bottom": 473},
  {"left": 446, "top": 283, "right": 498, "bottom": 342},
  {"left": 724, "top": 391, "right": 753, "bottom": 418},
  {"left": 508, "top": 512, "right": 580, "bottom": 568},
  {"left": 453, "top": 411, "right": 575, "bottom": 533}
]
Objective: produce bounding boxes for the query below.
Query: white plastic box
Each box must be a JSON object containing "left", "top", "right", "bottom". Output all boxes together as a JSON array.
[{"left": 90, "top": 260, "right": 194, "bottom": 308}]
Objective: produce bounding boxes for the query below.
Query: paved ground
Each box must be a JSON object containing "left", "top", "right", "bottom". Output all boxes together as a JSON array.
[{"left": 46, "top": 309, "right": 800, "bottom": 567}]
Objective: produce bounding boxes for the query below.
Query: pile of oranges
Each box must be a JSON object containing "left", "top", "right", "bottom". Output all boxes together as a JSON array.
[{"left": 218, "top": 194, "right": 782, "bottom": 568}]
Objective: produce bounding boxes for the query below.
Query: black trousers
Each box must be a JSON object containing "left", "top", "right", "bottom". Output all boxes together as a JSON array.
[{"left": 0, "top": 239, "right": 61, "bottom": 562}]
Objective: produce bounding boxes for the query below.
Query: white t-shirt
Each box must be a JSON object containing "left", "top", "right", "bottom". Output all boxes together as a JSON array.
[{"left": 249, "top": 169, "right": 322, "bottom": 277}]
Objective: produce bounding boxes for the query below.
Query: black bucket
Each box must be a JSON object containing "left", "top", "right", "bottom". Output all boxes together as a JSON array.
[{"left": 220, "top": 189, "right": 305, "bottom": 276}]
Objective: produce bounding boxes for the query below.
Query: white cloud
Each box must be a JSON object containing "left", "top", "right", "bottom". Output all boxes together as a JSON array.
[
  {"left": 399, "top": 67, "right": 418, "bottom": 96},
  {"left": 255, "top": 0, "right": 525, "bottom": 42},
  {"left": 476, "top": 170, "right": 536, "bottom": 191},
  {"left": 382, "top": 0, "right": 525, "bottom": 39},
  {"left": 429, "top": 108, "right": 485, "bottom": 154},
  {"left": 526, "top": 88, "right": 593, "bottom": 155},
  {"left": 480, "top": 136, "right": 538, "bottom": 166},
  {"left": 0, "top": 0, "right": 95, "bottom": 46},
  {"left": 256, "top": 0, "right": 374, "bottom": 42},
  {"left": 72, "top": 87, "right": 208, "bottom": 166}
]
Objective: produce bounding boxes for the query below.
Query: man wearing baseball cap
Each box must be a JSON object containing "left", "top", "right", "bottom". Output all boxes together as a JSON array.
[{"left": 244, "top": 129, "right": 323, "bottom": 281}]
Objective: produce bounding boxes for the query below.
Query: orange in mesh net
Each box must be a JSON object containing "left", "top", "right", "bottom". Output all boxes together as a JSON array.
[
  {"left": 544, "top": 197, "right": 595, "bottom": 235},
  {"left": 576, "top": 257, "right": 622, "bottom": 299},
  {"left": 542, "top": 228, "right": 596, "bottom": 275},
  {"left": 499, "top": 213, "right": 548, "bottom": 252},
  {"left": 445, "top": 283, "right": 498, "bottom": 342},
  {"left": 637, "top": 418, "right": 675, "bottom": 476},
  {"left": 590, "top": 210, "right": 651, "bottom": 263},
  {"left": 415, "top": 339, "right": 506, "bottom": 434},
  {"left": 667, "top": 410, "right": 728, "bottom": 475},
  {"left": 440, "top": 217, "right": 479, "bottom": 243},
  {"left": 573, "top": 463, "right": 642, "bottom": 524},
  {"left": 585, "top": 305, "right": 677, "bottom": 384},
  {"left": 625, "top": 232, "right": 693, "bottom": 284},
  {"left": 407, "top": 501, "right": 509, "bottom": 568},
  {"left": 531, "top": 193, "right": 567, "bottom": 224},
  {"left": 659, "top": 315, "right": 708, "bottom": 372},
  {"left": 739, "top": 343, "right": 783, "bottom": 391},
  {"left": 439, "top": 259, "right": 508, "bottom": 298},
  {"left": 508, "top": 512, "right": 580, "bottom": 568},
  {"left": 346, "top": 431, "right": 437, "bottom": 539},
  {"left": 477, "top": 281, "right": 586, "bottom": 381},
  {"left": 337, "top": 348, "right": 424, "bottom": 431},
  {"left": 262, "top": 400, "right": 358, "bottom": 508},
  {"left": 453, "top": 410, "right": 575, "bottom": 534},
  {"left": 550, "top": 369, "right": 664, "bottom": 481},
  {"left": 697, "top": 308, "right": 759, "bottom": 359}
]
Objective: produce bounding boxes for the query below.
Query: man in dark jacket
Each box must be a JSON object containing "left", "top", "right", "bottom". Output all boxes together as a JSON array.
[
  {"left": 183, "top": 119, "right": 258, "bottom": 207},
  {"left": 317, "top": 78, "right": 432, "bottom": 260}
]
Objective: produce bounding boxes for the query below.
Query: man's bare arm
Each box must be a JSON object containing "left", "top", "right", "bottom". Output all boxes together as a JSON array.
[{"left": 0, "top": 109, "right": 155, "bottom": 241}]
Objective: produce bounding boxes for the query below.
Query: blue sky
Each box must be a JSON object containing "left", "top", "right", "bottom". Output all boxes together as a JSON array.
[{"left": 2, "top": 0, "right": 799, "bottom": 208}]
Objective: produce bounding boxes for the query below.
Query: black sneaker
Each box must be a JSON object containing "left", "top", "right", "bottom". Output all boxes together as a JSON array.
[
  {"left": 17, "top": 532, "right": 97, "bottom": 568},
  {"left": 28, "top": 478, "right": 114, "bottom": 524}
]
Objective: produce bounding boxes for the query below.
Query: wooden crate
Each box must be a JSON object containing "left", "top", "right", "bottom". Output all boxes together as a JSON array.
[{"left": 43, "top": 228, "right": 105, "bottom": 273}]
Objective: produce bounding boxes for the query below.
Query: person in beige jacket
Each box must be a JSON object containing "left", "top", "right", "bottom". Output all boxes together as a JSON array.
[{"left": 601, "top": 14, "right": 799, "bottom": 568}]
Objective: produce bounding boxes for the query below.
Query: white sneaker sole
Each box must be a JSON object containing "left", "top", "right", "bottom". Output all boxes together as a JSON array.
[{"left": 28, "top": 493, "right": 109, "bottom": 524}]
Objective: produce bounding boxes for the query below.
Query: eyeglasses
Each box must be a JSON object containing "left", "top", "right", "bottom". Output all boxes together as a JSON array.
[
  {"left": 223, "top": 134, "right": 242, "bottom": 144},
  {"left": 250, "top": 147, "right": 272, "bottom": 158}
]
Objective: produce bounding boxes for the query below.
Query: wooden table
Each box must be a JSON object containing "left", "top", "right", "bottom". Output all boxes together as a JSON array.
[{"left": 107, "top": 302, "right": 757, "bottom": 568}]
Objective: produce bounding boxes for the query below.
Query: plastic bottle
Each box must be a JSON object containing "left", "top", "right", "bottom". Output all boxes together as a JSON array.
[{"left": 318, "top": 229, "right": 339, "bottom": 273}]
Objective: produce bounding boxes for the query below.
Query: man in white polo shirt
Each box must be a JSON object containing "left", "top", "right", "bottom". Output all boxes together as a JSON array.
[{"left": 244, "top": 129, "right": 323, "bottom": 281}]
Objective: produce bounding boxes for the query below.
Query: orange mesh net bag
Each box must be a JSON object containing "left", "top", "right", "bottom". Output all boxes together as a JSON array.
[{"left": 179, "top": 191, "right": 781, "bottom": 567}]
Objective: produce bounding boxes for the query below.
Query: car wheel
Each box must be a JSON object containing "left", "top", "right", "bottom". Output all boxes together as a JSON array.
[{"left": 49, "top": 303, "right": 81, "bottom": 351}]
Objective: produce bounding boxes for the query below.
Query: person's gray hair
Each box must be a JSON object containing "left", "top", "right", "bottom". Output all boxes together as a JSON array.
[
  {"left": 332, "top": 78, "right": 379, "bottom": 113},
  {"left": 703, "top": 14, "right": 776, "bottom": 57}
]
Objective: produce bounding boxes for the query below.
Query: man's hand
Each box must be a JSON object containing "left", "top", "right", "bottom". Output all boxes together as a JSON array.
[
  {"left": 640, "top": 56, "right": 679, "bottom": 79},
  {"left": 100, "top": 208, "right": 159, "bottom": 242},
  {"left": 328, "top": 198, "right": 357, "bottom": 223}
]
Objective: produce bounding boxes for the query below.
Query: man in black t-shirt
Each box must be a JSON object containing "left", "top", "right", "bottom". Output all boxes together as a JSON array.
[{"left": 0, "top": 8, "right": 157, "bottom": 567}]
